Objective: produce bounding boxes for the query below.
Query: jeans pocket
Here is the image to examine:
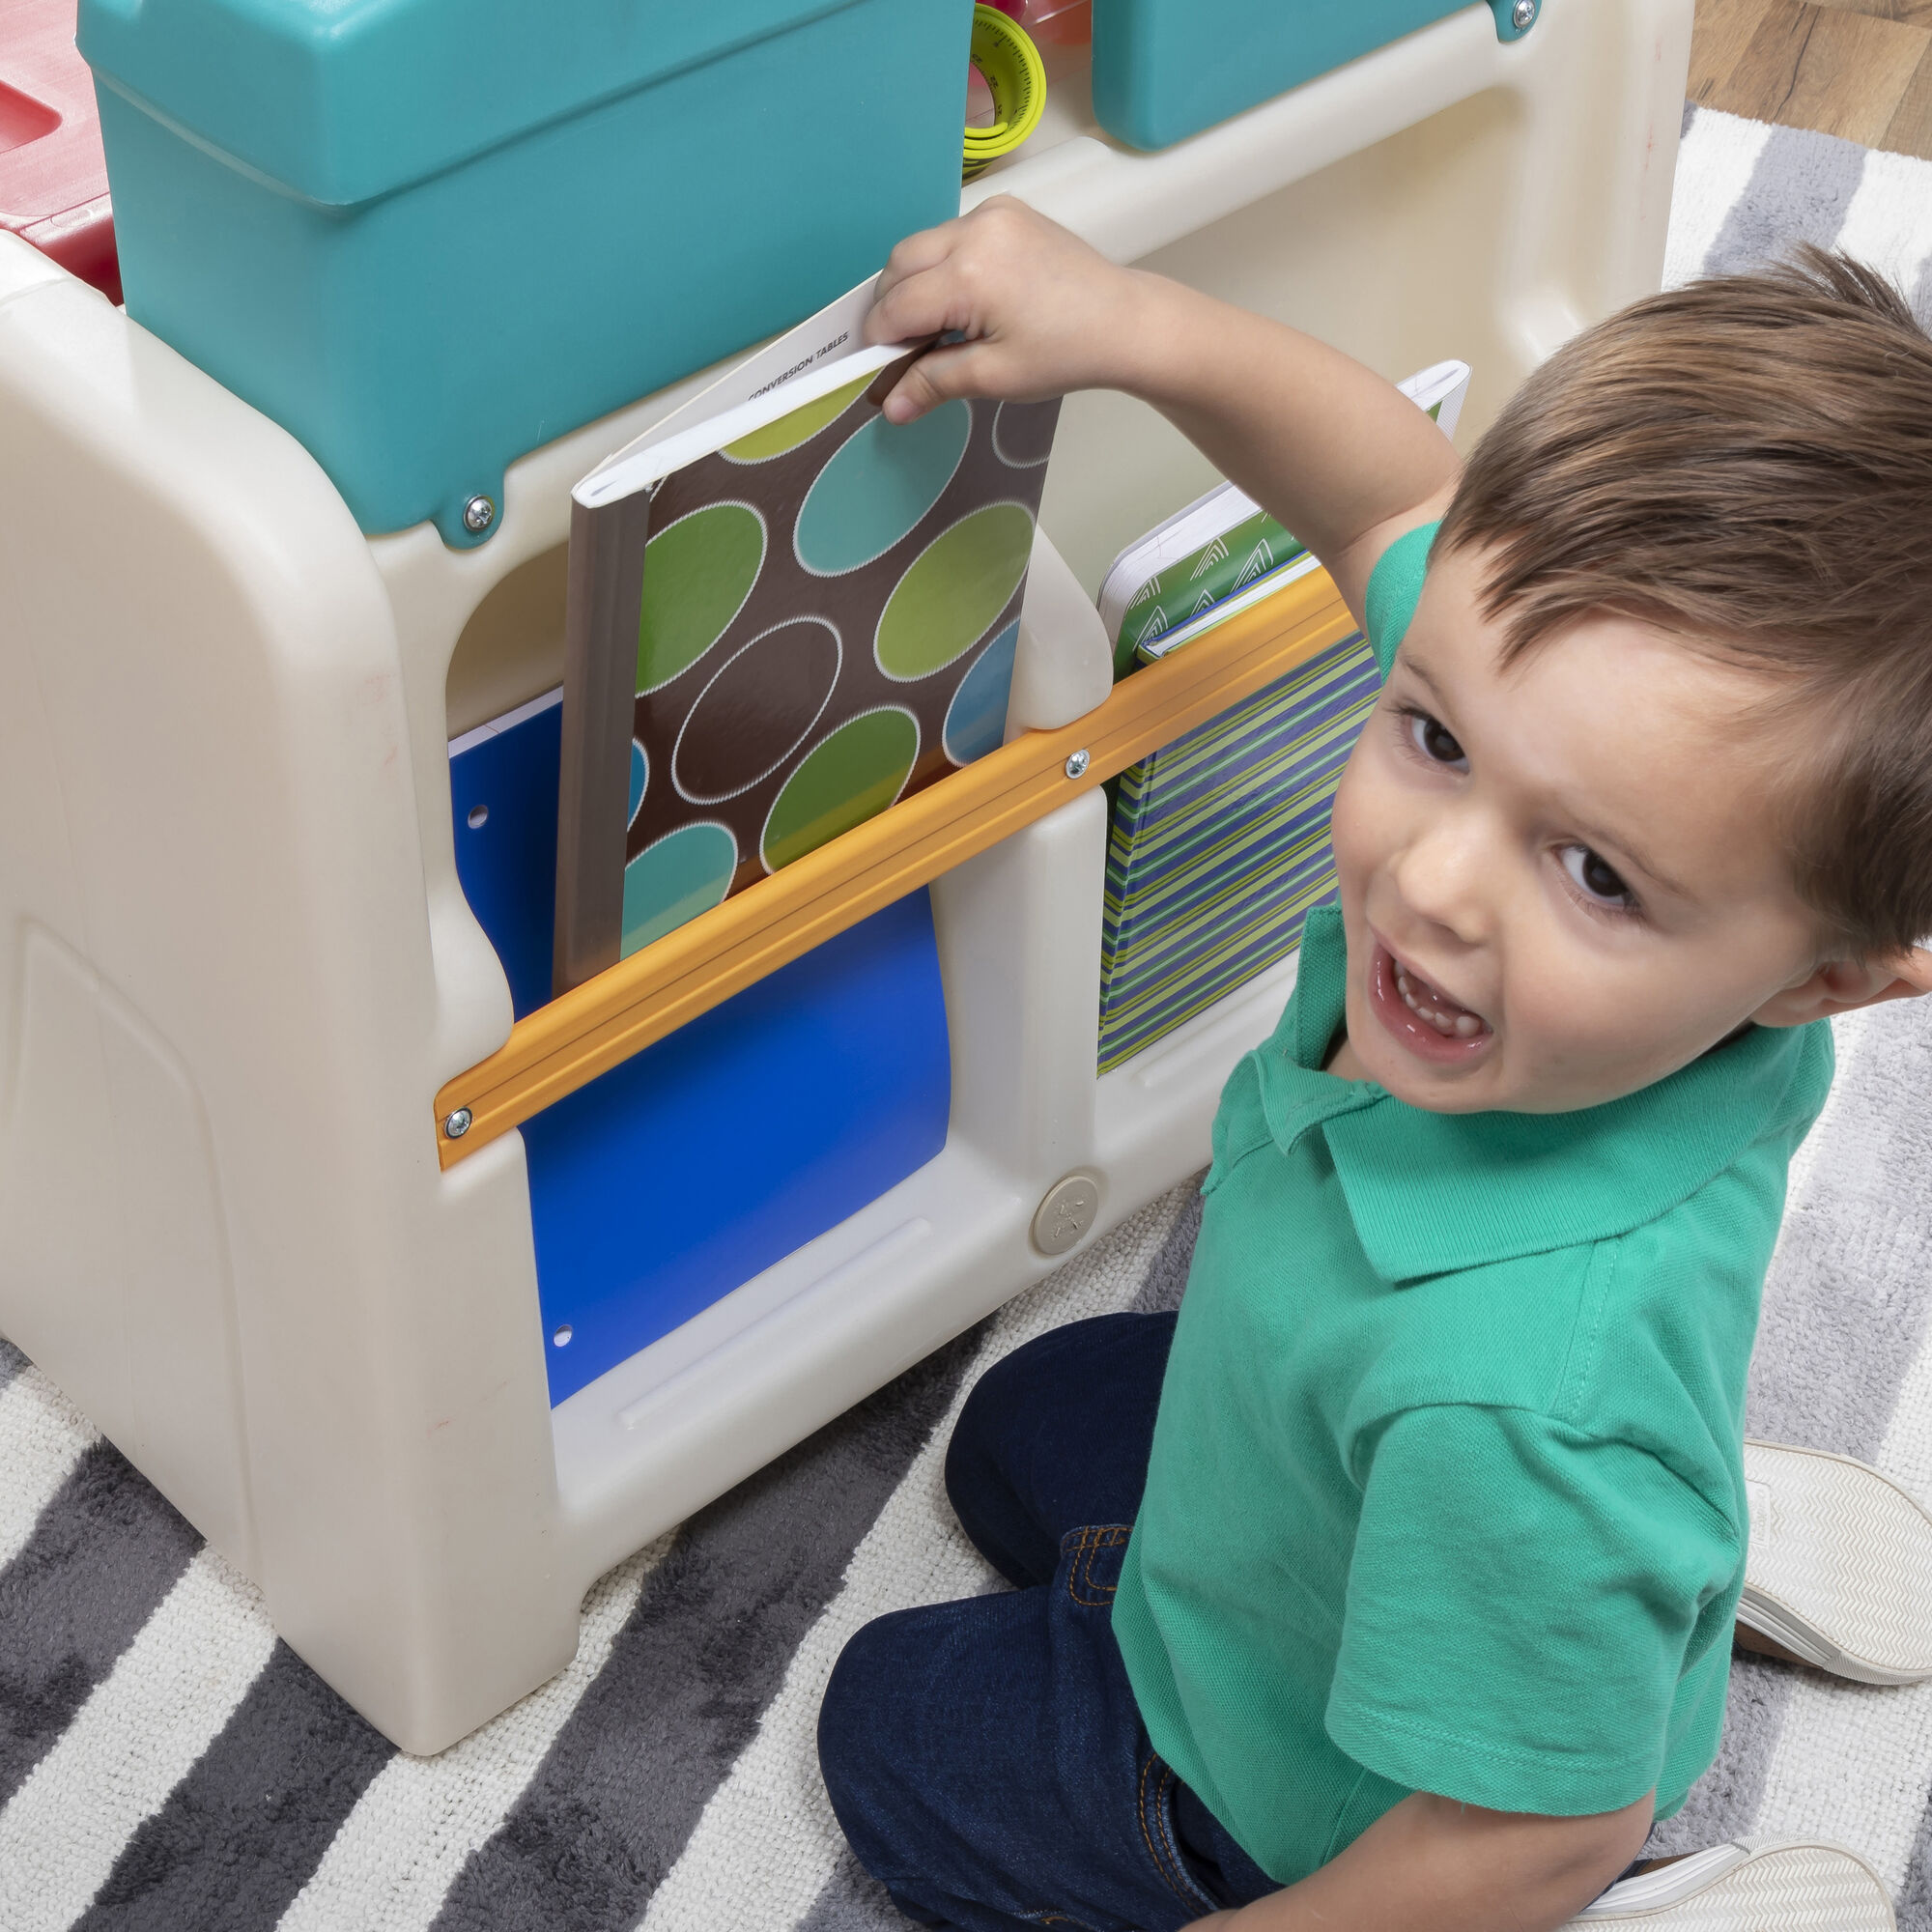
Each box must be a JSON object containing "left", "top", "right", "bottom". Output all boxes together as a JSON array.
[
  {"left": 1136, "top": 1751, "right": 1225, "bottom": 1919},
  {"left": 1059, "top": 1523, "right": 1134, "bottom": 1609}
]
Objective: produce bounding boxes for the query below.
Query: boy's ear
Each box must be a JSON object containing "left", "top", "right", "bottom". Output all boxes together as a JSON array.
[{"left": 1752, "top": 946, "right": 1932, "bottom": 1028}]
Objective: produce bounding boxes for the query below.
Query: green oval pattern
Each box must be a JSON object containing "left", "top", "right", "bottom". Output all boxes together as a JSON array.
[
  {"left": 875, "top": 502, "right": 1035, "bottom": 681},
  {"left": 760, "top": 708, "right": 919, "bottom": 873},
  {"left": 724, "top": 374, "right": 873, "bottom": 464},
  {"left": 620, "top": 821, "right": 738, "bottom": 957},
  {"left": 636, "top": 503, "right": 765, "bottom": 695}
]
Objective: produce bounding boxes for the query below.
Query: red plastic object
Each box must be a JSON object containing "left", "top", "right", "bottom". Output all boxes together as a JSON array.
[{"left": 0, "top": 0, "right": 118, "bottom": 302}]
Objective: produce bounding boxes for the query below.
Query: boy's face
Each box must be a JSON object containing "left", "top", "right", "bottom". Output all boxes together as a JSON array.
[{"left": 1328, "top": 544, "right": 1823, "bottom": 1115}]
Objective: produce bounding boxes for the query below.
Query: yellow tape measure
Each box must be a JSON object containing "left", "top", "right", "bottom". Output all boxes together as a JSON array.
[{"left": 963, "top": 5, "right": 1046, "bottom": 181}]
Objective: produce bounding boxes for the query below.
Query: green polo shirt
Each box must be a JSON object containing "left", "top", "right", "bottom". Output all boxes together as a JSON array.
[{"left": 1109, "top": 524, "right": 1834, "bottom": 1884}]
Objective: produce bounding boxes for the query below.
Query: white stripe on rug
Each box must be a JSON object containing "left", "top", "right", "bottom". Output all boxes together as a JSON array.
[
  {"left": 1833, "top": 147, "right": 1932, "bottom": 298},
  {"left": 638, "top": 1186, "right": 1193, "bottom": 1932},
  {"left": 275, "top": 1537, "right": 668, "bottom": 1932},
  {"left": 0, "top": 1362, "right": 98, "bottom": 1572},
  {"left": 0, "top": 1545, "right": 274, "bottom": 1932},
  {"left": 1748, "top": 1450, "right": 1932, "bottom": 1891},
  {"left": 1744, "top": 1000, "right": 1932, "bottom": 1894},
  {"left": 1878, "top": 1333, "right": 1932, "bottom": 1545},
  {"left": 1662, "top": 107, "right": 1773, "bottom": 291}
]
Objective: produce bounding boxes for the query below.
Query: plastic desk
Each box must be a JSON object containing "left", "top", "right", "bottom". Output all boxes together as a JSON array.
[{"left": 0, "top": 0, "right": 1692, "bottom": 1748}]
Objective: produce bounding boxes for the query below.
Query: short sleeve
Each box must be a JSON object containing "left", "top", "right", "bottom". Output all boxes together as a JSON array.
[
  {"left": 1325, "top": 1404, "right": 1740, "bottom": 1817},
  {"left": 1362, "top": 521, "right": 1438, "bottom": 678}
]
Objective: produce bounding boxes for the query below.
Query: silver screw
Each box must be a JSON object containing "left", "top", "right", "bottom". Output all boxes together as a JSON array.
[
  {"left": 1064, "top": 748, "right": 1091, "bottom": 780},
  {"left": 463, "top": 495, "right": 496, "bottom": 534},
  {"left": 1511, "top": 0, "right": 1536, "bottom": 27},
  {"left": 443, "top": 1106, "right": 472, "bottom": 1140}
]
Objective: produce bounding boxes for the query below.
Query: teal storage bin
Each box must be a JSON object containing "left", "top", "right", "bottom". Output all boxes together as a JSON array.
[
  {"left": 78, "top": 0, "right": 973, "bottom": 546},
  {"left": 1091, "top": 0, "right": 1522, "bottom": 152}
]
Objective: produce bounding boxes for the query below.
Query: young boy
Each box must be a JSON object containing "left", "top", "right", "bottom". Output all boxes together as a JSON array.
[{"left": 815, "top": 202, "right": 1932, "bottom": 1932}]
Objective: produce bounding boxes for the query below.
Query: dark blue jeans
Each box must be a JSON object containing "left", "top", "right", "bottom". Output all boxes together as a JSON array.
[{"left": 817, "top": 1312, "right": 1278, "bottom": 1931}]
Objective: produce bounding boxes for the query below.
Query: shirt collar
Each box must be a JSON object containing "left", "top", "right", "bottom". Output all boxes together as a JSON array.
[{"left": 1255, "top": 906, "right": 1827, "bottom": 1283}]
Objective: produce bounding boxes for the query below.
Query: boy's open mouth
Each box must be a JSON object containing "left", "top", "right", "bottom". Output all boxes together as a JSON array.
[{"left": 1368, "top": 942, "right": 1494, "bottom": 1065}]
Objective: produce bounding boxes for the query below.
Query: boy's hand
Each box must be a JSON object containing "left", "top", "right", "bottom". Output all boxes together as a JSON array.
[
  {"left": 866, "top": 193, "right": 1460, "bottom": 622},
  {"left": 865, "top": 198, "right": 1152, "bottom": 422}
]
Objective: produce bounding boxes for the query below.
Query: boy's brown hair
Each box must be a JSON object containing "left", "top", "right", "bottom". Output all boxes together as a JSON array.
[{"left": 1436, "top": 248, "right": 1932, "bottom": 961}]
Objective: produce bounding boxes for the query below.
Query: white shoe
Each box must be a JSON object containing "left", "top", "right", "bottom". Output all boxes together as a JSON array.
[
  {"left": 1569, "top": 1838, "right": 1893, "bottom": 1927},
  {"left": 1740, "top": 1439, "right": 1932, "bottom": 1685}
]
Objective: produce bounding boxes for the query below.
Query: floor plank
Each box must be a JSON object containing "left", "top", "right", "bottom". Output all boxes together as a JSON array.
[
  {"left": 1714, "top": 0, "right": 1930, "bottom": 144},
  {"left": 1691, "top": 0, "right": 1776, "bottom": 102},
  {"left": 1882, "top": 41, "right": 1932, "bottom": 153},
  {"left": 1808, "top": 0, "right": 1932, "bottom": 28}
]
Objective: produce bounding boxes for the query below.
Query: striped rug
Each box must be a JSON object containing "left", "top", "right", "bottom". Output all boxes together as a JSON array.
[{"left": 8, "top": 103, "right": 1932, "bottom": 1931}]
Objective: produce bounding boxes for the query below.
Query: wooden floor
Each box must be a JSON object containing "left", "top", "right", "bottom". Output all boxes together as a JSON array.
[{"left": 1692, "top": 0, "right": 1932, "bottom": 156}]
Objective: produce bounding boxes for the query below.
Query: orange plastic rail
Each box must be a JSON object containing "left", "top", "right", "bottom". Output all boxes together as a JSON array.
[{"left": 433, "top": 564, "right": 1356, "bottom": 1167}]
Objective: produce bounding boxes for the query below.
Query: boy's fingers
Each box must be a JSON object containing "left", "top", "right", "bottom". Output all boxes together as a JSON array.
[
  {"left": 870, "top": 223, "right": 972, "bottom": 323},
  {"left": 876, "top": 354, "right": 953, "bottom": 424},
  {"left": 877, "top": 343, "right": 987, "bottom": 423},
  {"left": 864, "top": 346, "right": 933, "bottom": 413},
  {"left": 864, "top": 276, "right": 923, "bottom": 346},
  {"left": 867, "top": 262, "right": 975, "bottom": 348}
]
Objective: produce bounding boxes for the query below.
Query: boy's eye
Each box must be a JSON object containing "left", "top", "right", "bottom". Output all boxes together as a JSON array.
[
  {"left": 1561, "top": 843, "right": 1635, "bottom": 910},
  {"left": 1406, "top": 710, "right": 1466, "bottom": 767}
]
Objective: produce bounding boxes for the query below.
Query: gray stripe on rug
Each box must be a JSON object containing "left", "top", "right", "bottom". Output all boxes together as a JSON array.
[
  {"left": 1129, "top": 1179, "right": 1205, "bottom": 1316},
  {"left": 1747, "top": 1004, "right": 1932, "bottom": 1461},
  {"left": 0, "top": 1338, "right": 26, "bottom": 1397},
  {"left": 1913, "top": 253, "right": 1932, "bottom": 331},
  {"left": 68, "top": 1641, "right": 391, "bottom": 1931},
  {"left": 429, "top": 1324, "right": 986, "bottom": 1932},
  {"left": 0, "top": 1439, "right": 200, "bottom": 1805},
  {"left": 1652, "top": 1001, "right": 1932, "bottom": 1856},
  {"left": 1703, "top": 121, "right": 1866, "bottom": 278},
  {"left": 1898, "top": 1792, "right": 1932, "bottom": 1930}
]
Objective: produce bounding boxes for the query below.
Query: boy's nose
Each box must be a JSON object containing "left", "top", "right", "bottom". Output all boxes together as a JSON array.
[{"left": 1387, "top": 815, "right": 1493, "bottom": 948}]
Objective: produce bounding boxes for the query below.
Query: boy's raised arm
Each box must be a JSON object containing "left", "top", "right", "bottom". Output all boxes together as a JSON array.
[
  {"left": 1184, "top": 1786, "right": 1656, "bottom": 1932},
  {"left": 865, "top": 198, "right": 1461, "bottom": 625}
]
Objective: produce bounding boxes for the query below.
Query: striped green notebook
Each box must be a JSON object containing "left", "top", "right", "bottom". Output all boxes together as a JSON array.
[{"left": 1096, "top": 627, "right": 1381, "bottom": 1071}]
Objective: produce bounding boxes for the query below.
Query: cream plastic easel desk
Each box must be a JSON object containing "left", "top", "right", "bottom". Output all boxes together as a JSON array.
[{"left": 0, "top": 0, "right": 1690, "bottom": 1751}]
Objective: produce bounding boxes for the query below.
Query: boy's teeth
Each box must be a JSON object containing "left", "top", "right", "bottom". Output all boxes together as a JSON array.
[{"left": 1393, "top": 959, "right": 1486, "bottom": 1039}]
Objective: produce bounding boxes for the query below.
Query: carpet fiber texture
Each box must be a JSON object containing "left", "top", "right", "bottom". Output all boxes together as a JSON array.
[{"left": 6, "top": 102, "right": 1932, "bottom": 1932}]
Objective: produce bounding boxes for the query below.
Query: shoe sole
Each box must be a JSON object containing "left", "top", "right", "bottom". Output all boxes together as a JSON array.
[
  {"left": 1740, "top": 1439, "right": 1932, "bottom": 1686},
  {"left": 1572, "top": 1838, "right": 1893, "bottom": 1927}
]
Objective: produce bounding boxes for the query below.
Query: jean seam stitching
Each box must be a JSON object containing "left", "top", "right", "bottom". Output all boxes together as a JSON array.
[
  {"left": 1154, "top": 1763, "right": 1219, "bottom": 1913},
  {"left": 1137, "top": 1752, "right": 1197, "bottom": 1910},
  {"left": 1063, "top": 1524, "right": 1131, "bottom": 1609},
  {"left": 1151, "top": 1762, "right": 1187, "bottom": 1900}
]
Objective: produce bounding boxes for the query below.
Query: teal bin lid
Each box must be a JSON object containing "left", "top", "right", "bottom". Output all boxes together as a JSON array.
[{"left": 79, "top": 0, "right": 867, "bottom": 207}]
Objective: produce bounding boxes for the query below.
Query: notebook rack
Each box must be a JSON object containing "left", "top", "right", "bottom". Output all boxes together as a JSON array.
[{"left": 435, "top": 565, "right": 1354, "bottom": 1165}]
